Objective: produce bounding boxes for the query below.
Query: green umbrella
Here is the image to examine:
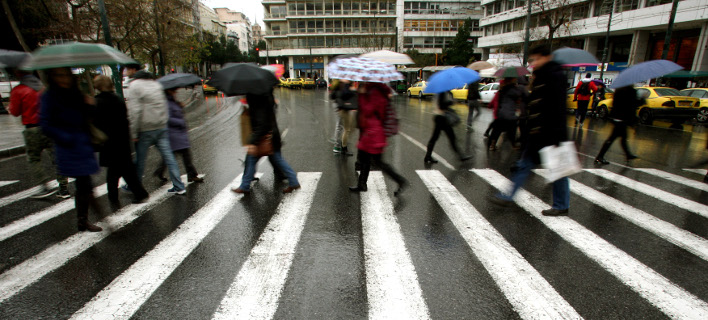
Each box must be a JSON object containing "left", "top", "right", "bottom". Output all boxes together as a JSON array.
[{"left": 20, "top": 42, "right": 137, "bottom": 70}]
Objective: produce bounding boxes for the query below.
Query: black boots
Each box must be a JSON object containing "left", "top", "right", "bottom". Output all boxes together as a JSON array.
[{"left": 349, "top": 185, "right": 367, "bottom": 192}]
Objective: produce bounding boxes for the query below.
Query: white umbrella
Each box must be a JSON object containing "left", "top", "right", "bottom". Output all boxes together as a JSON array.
[{"left": 360, "top": 50, "right": 414, "bottom": 65}]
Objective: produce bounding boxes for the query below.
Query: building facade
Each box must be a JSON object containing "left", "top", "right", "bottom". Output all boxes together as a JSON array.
[
  {"left": 399, "top": 1, "right": 484, "bottom": 54},
  {"left": 199, "top": 2, "right": 227, "bottom": 36},
  {"left": 252, "top": 24, "right": 265, "bottom": 44},
  {"left": 215, "top": 8, "right": 253, "bottom": 51}
]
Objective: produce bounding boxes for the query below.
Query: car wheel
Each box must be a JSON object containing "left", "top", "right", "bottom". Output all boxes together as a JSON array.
[
  {"left": 407, "top": 91, "right": 411, "bottom": 97},
  {"left": 418, "top": 91, "right": 423, "bottom": 98},
  {"left": 597, "top": 105, "right": 609, "bottom": 119},
  {"left": 696, "top": 107, "right": 708, "bottom": 123},
  {"left": 639, "top": 108, "right": 653, "bottom": 125}
]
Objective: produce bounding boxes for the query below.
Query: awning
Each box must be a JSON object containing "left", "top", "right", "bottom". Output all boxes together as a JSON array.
[
  {"left": 661, "top": 70, "right": 708, "bottom": 78},
  {"left": 422, "top": 65, "right": 456, "bottom": 72},
  {"left": 398, "top": 67, "right": 421, "bottom": 73}
]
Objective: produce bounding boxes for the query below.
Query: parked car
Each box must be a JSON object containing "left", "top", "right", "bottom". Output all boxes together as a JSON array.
[
  {"left": 0, "top": 70, "right": 19, "bottom": 101},
  {"left": 451, "top": 84, "right": 469, "bottom": 101},
  {"left": 302, "top": 78, "right": 316, "bottom": 89},
  {"left": 284, "top": 78, "right": 303, "bottom": 89},
  {"left": 316, "top": 78, "right": 327, "bottom": 88},
  {"left": 596, "top": 87, "right": 700, "bottom": 125},
  {"left": 392, "top": 80, "right": 408, "bottom": 93},
  {"left": 680, "top": 88, "right": 708, "bottom": 123},
  {"left": 202, "top": 79, "right": 218, "bottom": 95},
  {"left": 279, "top": 77, "right": 288, "bottom": 87},
  {"left": 566, "top": 87, "right": 615, "bottom": 118},
  {"left": 407, "top": 81, "right": 433, "bottom": 98},
  {"left": 479, "top": 82, "right": 499, "bottom": 103}
]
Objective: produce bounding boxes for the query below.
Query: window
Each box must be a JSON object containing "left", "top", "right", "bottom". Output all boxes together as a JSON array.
[
  {"left": 334, "top": 20, "right": 342, "bottom": 32},
  {"left": 492, "top": 84, "right": 500, "bottom": 90},
  {"left": 334, "top": 2, "right": 341, "bottom": 14},
  {"left": 616, "top": 0, "right": 640, "bottom": 12},
  {"left": 637, "top": 88, "right": 651, "bottom": 98},
  {"left": 572, "top": 3, "right": 589, "bottom": 20},
  {"left": 691, "top": 91, "right": 708, "bottom": 98},
  {"left": 646, "top": 0, "right": 673, "bottom": 7},
  {"left": 343, "top": 2, "right": 351, "bottom": 14},
  {"left": 306, "top": 2, "right": 315, "bottom": 15},
  {"left": 314, "top": 2, "right": 323, "bottom": 15},
  {"left": 654, "top": 88, "right": 682, "bottom": 97}
]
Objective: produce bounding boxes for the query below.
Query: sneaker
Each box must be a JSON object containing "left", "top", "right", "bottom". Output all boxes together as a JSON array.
[
  {"left": 333, "top": 146, "right": 342, "bottom": 153},
  {"left": 56, "top": 189, "right": 71, "bottom": 199},
  {"left": 31, "top": 185, "right": 57, "bottom": 199},
  {"left": 188, "top": 176, "right": 204, "bottom": 183},
  {"left": 594, "top": 158, "right": 610, "bottom": 165},
  {"left": 542, "top": 208, "right": 569, "bottom": 216},
  {"left": 167, "top": 187, "right": 186, "bottom": 195}
]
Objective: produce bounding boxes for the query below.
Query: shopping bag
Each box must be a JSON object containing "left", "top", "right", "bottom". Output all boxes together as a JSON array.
[{"left": 538, "top": 141, "right": 582, "bottom": 183}]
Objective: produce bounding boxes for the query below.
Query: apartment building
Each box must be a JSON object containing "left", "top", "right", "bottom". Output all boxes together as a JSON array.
[{"left": 215, "top": 8, "right": 253, "bottom": 51}]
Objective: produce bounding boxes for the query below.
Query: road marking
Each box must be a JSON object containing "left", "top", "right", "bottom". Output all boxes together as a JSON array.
[
  {"left": 70, "top": 174, "right": 249, "bottom": 320},
  {"left": 0, "top": 180, "right": 18, "bottom": 188},
  {"left": 399, "top": 131, "right": 455, "bottom": 170},
  {"left": 0, "top": 178, "right": 76, "bottom": 208},
  {"left": 360, "top": 172, "right": 430, "bottom": 320},
  {"left": 417, "top": 170, "right": 580, "bottom": 319},
  {"left": 471, "top": 169, "right": 708, "bottom": 319},
  {"left": 683, "top": 168, "right": 708, "bottom": 176},
  {"left": 635, "top": 168, "right": 708, "bottom": 192},
  {"left": 576, "top": 152, "right": 633, "bottom": 169},
  {"left": 535, "top": 169, "right": 708, "bottom": 262},
  {"left": 212, "top": 172, "right": 321, "bottom": 320},
  {"left": 584, "top": 169, "right": 708, "bottom": 218},
  {"left": 0, "top": 175, "right": 193, "bottom": 303}
]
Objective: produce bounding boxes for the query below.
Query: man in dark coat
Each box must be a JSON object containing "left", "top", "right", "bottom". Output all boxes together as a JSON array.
[
  {"left": 466, "top": 80, "right": 481, "bottom": 129},
  {"left": 594, "top": 86, "right": 643, "bottom": 165},
  {"left": 491, "top": 45, "right": 571, "bottom": 216}
]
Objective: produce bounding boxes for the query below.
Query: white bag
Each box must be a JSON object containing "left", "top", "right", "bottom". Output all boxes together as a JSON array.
[{"left": 538, "top": 141, "right": 582, "bottom": 183}]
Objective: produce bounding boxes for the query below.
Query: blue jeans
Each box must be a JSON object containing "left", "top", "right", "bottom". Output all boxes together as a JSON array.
[
  {"left": 498, "top": 151, "right": 570, "bottom": 210},
  {"left": 135, "top": 128, "right": 185, "bottom": 191},
  {"left": 239, "top": 151, "right": 299, "bottom": 191}
]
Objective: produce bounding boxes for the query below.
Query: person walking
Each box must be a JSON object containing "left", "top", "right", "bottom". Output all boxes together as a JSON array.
[
  {"left": 573, "top": 73, "right": 597, "bottom": 127},
  {"left": 424, "top": 92, "right": 471, "bottom": 163},
  {"left": 40, "top": 68, "right": 102, "bottom": 232},
  {"left": 93, "top": 75, "right": 149, "bottom": 205},
  {"left": 594, "top": 85, "right": 643, "bottom": 165},
  {"left": 466, "top": 80, "right": 481, "bottom": 129},
  {"left": 349, "top": 82, "right": 407, "bottom": 195},
  {"left": 490, "top": 45, "right": 570, "bottom": 216},
  {"left": 487, "top": 78, "right": 527, "bottom": 151},
  {"left": 8, "top": 70, "right": 70, "bottom": 198},
  {"left": 330, "top": 79, "right": 358, "bottom": 156},
  {"left": 124, "top": 64, "right": 186, "bottom": 195},
  {"left": 153, "top": 88, "right": 204, "bottom": 183},
  {"left": 590, "top": 82, "right": 606, "bottom": 117},
  {"left": 232, "top": 89, "right": 300, "bottom": 194}
]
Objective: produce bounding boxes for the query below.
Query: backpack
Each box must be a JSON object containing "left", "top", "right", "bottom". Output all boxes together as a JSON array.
[
  {"left": 578, "top": 82, "right": 591, "bottom": 95},
  {"left": 382, "top": 101, "right": 398, "bottom": 137}
]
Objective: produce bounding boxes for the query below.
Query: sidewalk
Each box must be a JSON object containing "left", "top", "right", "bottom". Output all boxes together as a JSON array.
[{"left": 0, "top": 112, "right": 26, "bottom": 158}]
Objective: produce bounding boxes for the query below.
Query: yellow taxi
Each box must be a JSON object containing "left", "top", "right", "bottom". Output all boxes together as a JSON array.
[
  {"left": 406, "top": 81, "right": 433, "bottom": 98},
  {"left": 302, "top": 78, "right": 316, "bottom": 89},
  {"left": 279, "top": 77, "right": 288, "bottom": 87},
  {"left": 202, "top": 79, "right": 218, "bottom": 95},
  {"left": 284, "top": 78, "right": 303, "bottom": 89},
  {"left": 680, "top": 88, "right": 708, "bottom": 123},
  {"left": 596, "top": 87, "right": 700, "bottom": 124},
  {"left": 451, "top": 84, "right": 469, "bottom": 100},
  {"left": 566, "top": 87, "right": 614, "bottom": 117}
]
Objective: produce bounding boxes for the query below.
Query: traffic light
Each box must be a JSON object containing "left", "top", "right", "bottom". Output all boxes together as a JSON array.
[{"left": 256, "top": 48, "right": 260, "bottom": 51}]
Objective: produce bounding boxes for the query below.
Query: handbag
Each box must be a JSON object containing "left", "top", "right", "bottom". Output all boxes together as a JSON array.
[
  {"left": 538, "top": 141, "right": 582, "bottom": 183},
  {"left": 444, "top": 109, "right": 461, "bottom": 127},
  {"left": 253, "top": 132, "right": 274, "bottom": 157},
  {"left": 88, "top": 122, "right": 108, "bottom": 148}
]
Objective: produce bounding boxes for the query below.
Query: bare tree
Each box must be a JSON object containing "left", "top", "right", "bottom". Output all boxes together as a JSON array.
[{"left": 532, "top": 0, "right": 575, "bottom": 48}]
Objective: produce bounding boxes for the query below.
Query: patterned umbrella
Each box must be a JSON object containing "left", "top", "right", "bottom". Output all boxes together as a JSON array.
[
  {"left": 360, "top": 50, "right": 414, "bottom": 65},
  {"left": 20, "top": 42, "right": 137, "bottom": 70},
  {"left": 327, "top": 57, "right": 403, "bottom": 83},
  {"left": 494, "top": 67, "right": 530, "bottom": 78}
]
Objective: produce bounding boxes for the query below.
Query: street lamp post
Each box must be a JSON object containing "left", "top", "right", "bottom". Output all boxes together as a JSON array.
[
  {"left": 661, "top": 0, "right": 680, "bottom": 60},
  {"left": 522, "top": 0, "right": 533, "bottom": 66},
  {"left": 97, "top": 0, "right": 124, "bottom": 97},
  {"left": 310, "top": 46, "right": 313, "bottom": 79},
  {"left": 599, "top": 0, "right": 617, "bottom": 81}
]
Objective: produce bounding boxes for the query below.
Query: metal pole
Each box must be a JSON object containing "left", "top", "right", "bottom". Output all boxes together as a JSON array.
[
  {"left": 599, "top": 0, "right": 616, "bottom": 81},
  {"left": 661, "top": 0, "right": 680, "bottom": 60},
  {"left": 97, "top": 0, "right": 123, "bottom": 98},
  {"left": 522, "top": 0, "right": 533, "bottom": 66},
  {"left": 266, "top": 42, "right": 270, "bottom": 64},
  {"left": 153, "top": 0, "right": 166, "bottom": 76},
  {"left": 310, "top": 46, "right": 313, "bottom": 79}
]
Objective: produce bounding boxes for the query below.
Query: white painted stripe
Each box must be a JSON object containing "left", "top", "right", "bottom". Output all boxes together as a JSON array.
[
  {"left": 535, "top": 169, "right": 708, "bottom": 262},
  {"left": 0, "top": 175, "right": 194, "bottom": 303},
  {"left": 360, "top": 172, "right": 430, "bottom": 320},
  {"left": 584, "top": 169, "right": 708, "bottom": 218},
  {"left": 471, "top": 169, "right": 708, "bottom": 319},
  {"left": 417, "top": 170, "right": 580, "bottom": 319},
  {"left": 0, "top": 180, "right": 19, "bottom": 188},
  {"left": 212, "top": 172, "right": 321, "bottom": 320},
  {"left": 683, "top": 168, "right": 708, "bottom": 176},
  {"left": 635, "top": 168, "right": 708, "bottom": 192},
  {"left": 399, "top": 131, "right": 455, "bottom": 170},
  {"left": 70, "top": 174, "right": 249, "bottom": 320},
  {"left": 0, "top": 178, "right": 75, "bottom": 208}
]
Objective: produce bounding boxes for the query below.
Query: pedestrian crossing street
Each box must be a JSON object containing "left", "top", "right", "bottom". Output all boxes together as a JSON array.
[{"left": 0, "top": 166, "right": 707, "bottom": 319}]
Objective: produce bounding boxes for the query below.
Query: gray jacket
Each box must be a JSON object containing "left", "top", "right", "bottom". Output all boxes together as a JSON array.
[{"left": 126, "top": 71, "right": 168, "bottom": 139}]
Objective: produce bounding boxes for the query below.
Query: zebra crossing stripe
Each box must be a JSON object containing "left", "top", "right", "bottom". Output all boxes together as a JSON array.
[
  {"left": 635, "top": 168, "right": 708, "bottom": 192},
  {"left": 359, "top": 172, "right": 430, "bottom": 320},
  {"left": 417, "top": 170, "right": 580, "bottom": 319},
  {"left": 0, "top": 180, "right": 18, "bottom": 188},
  {"left": 584, "top": 169, "right": 708, "bottom": 218},
  {"left": 683, "top": 169, "right": 708, "bottom": 176},
  {"left": 471, "top": 169, "right": 708, "bottom": 319},
  {"left": 535, "top": 170, "right": 708, "bottom": 262},
  {"left": 0, "top": 183, "right": 108, "bottom": 242},
  {"left": 0, "top": 175, "right": 190, "bottom": 304},
  {"left": 0, "top": 178, "right": 75, "bottom": 208},
  {"left": 398, "top": 131, "right": 455, "bottom": 170},
  {"left": 212, "top": 172, "right": 321, "bottom": 320},
  {"left": 70, "top": 174, "right": 250, "bottom": 320}
]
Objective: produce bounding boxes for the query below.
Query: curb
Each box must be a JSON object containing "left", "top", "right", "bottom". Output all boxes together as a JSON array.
[{"left": 0, "top": 145, "right": 25, "bottom": 159}]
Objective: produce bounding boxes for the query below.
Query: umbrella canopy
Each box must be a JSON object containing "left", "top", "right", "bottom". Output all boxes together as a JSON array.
[
  {"left": 610, "top": 60, "right": 683, "bottom": 89},
  {"left": 210, "top": 63, "right": 279, "bottom": 96},
  {"left": 328, "top": 57, "right": 403, "bottom": 83},
  {"left": 552, "top": 47, "right": 600, "bottom": 66},
  {"left": 423, "top": 67, "right": 480, "bottom": 94},
  {"left": 494, "top": 67, "right": 530, "bottom": 78},
  {"left": 0, "top": 49, "right": 30, "bottom": 69},
  {"left": 261, "top": 64, "right": 285, "bottom": 78},
  {"left": 157, "top": 73, "right": 202, "bottom": 90},
  {"left": 20, "top": 42, "right": 138, "bottom": 70},
  {"left": 360, "top": 50, "right": 414, "bottom": 65},
  {"left": 467, "top": 61, "right": 494, "bottom": 71}
]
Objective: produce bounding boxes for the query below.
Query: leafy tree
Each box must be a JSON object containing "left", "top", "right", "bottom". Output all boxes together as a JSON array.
[
  {"left": 404, "top": 49, "right": 436, "bottom": 67},
  {"left": 443, "top": 18, "right": 476, "bottom": 66}
]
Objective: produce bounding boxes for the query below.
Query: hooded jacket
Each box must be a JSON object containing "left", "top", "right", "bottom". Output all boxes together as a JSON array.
[
  {"left": 126, "top": 70, "right": 168, "bottom": 138},
  {"left": 8, "top": 75, "right": 43, "bottom": 125},
  {"left": 574, "top": 78, "right": 597, "bottom": 101}
]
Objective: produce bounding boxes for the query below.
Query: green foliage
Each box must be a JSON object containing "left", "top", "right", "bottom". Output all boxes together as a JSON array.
[
  {"left": 404, "top": 49, "right": 436, "bottom": 67},
  {"left": 443, "top": 18, "right": 476, "bottom": 66}
]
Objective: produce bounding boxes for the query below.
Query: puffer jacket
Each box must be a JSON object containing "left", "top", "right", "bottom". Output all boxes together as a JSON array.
[
  {"left": 126, "top": 71, "right": 168, "bottom": 139},
  {"left": 357, "top": 83, "right": 389, "bottom": 155},
  {"left": 166, "top": 94, "right": 191, "bottom": 151}
]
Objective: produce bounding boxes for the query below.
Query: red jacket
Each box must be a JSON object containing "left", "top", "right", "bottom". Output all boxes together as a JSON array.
[
  {"left": 574, "top": 80, "right": 597, "bottom": 101},
  {"left": 357, "top": 83, "right": 389, "bottom": 154},
  {"left": 9, "top": 84, "right": 41, "bottom": 125}
]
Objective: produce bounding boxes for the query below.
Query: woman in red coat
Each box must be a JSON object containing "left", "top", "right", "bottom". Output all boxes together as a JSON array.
[{"left": 349, "top": 82, "right": 408, "bottom": 195}]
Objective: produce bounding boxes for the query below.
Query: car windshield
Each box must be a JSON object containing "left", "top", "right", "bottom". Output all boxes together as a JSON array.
[{"left": 654, "top": 88, "right": 682, "bottom": 97}]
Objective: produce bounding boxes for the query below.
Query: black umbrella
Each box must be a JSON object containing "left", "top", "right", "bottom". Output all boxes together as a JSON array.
[
  {"left": 157, "top": 73, "right": 202, "bottom": 90},
  {"left": 0, "top": 49, "right": 30, "bottom": 69},
  {"left": 210, "top": 63, "right": 279, "bottom": 96}
]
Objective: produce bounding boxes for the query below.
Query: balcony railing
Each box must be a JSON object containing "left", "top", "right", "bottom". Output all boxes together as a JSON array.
[
  {"left": 264, "top": 13, "right": 287, "bottom": 19},
  {"left": 286, "top": 10, "right": 397, "bottom": 17},
  {"left": 266, "top": 28, "right": 396, "bottom": 36}
]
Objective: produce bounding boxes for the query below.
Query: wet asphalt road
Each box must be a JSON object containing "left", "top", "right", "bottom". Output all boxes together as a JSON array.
[{"left": 0, "top": 87, "right": 707, "bottom": 319}]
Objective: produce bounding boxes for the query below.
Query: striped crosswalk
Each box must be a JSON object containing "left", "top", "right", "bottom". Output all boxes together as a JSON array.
[{"left": 0, "top": 166, "right": 707, "bottom": 319}]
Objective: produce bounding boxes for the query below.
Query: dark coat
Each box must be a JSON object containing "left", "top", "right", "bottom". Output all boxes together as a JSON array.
[
  {"left": 498, "top": 84, "right": 528, "bottom": 120},
  {"left": 246, "top": 90, "right": 282, "bottom": 151},
  {"left": 525, "top": 61, "right": 568, "bottom": 160},
  {"left": 610, "top": 86, "right": 644, "bottom": 125},
  {"left": 94, "top": 91, "right": 133, "bottom": 167},
  {"left": 357, "top": 83, "right": 389, "bottom": 155},
  {"left": 331, "top": 82, "right": 358, "bottom": 110},
  {"left": 166, "top": 95, "right": 191, "bottom": 151},
  {"left": 467, "top": 81, "right": 480, "bottom": 100},
  {"left": 40, "top": 87, "right": 99, "bottom": 177}
]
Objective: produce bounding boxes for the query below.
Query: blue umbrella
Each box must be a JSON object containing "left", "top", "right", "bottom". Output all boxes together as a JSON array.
[
  {"left": 158, "top": 73, "right": 202, "bottom": 90},
  {"left": 424, "top": 67, "right": 480, "bottom": 94},
  {"left": 610, "top": 60, "right": 683, "bottom": 89}
]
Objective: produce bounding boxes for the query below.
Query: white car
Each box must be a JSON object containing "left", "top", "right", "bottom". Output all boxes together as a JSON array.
[{"left": 479, "top": 82, "right": 500, "bottom": 104}]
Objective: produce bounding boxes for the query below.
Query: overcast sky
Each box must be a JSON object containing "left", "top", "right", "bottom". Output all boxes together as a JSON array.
[{"left": 203, "top": 0, "right": 264, "bottom": 25}]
